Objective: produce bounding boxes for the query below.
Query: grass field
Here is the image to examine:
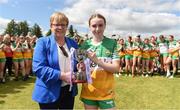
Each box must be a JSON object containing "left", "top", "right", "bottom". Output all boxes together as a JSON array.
[{"left": 0, "top": 75, "right": 180, "bottom": 110}]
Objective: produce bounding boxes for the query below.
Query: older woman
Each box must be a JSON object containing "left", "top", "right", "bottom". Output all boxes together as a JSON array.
[{"left": 32, "top": 12, "right": 78, "bottom": 109}]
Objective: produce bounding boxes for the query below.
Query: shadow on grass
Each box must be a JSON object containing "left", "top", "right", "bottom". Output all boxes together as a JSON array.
[
  {"left": 175, "top": 74, "right": 180, "bottom": 78},
  {"left": 120, "top": 71, "right": 180, "bottom": 78},
  {"left": 149, "top": 70, "right": 180, "bottom": 78},
  {"left": 0, "top": 76, "right": 35, "bottom": 103},
  {"left": 0, "top": 100, "right": 5, "bottom": 104}
]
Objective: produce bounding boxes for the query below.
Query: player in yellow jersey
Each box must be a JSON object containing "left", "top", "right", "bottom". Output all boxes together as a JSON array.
[
  {"left": 124, "top": 36, "right": 133, "bottom": 76},
  {"left": 142, "top": 38, "right": 151, "bottom": 77},
  {"left": 157, "top": 35, "right": 169, "bottom": 75},
  {"left": 31, "top": 35, "right": 37, "bottom": 55},
  {"left": 80, "top": 13, "right": 120, "bottom": 110},
  {"left": 149, "top": 36, "right": 159, "bottom": 76},
  {"left": 132, "top": 35, "right": 143, "bottom": 77},
  {"left": 165, "top": 35, "right": 180, "bottom": 78},
  {"left": 23, "top": 35, "right": 33, "bottom": 78},
  {"left": 0, "top": 35, "right": 6, "bottom": 83},
  {"left": 117, "top": 38, "right": 126, "bottom": 77},
  {"left": 11, "top": 36, "right": 27, "bottom": 81}
]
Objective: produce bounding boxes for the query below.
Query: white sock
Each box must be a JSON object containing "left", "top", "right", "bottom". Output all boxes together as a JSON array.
[{"left": 167, "top": 70, "right": 170, "bottom": 76}]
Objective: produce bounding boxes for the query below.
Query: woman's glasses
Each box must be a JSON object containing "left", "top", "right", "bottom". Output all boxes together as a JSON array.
[{"left": 52, "top": 24, "right": 67, "bottom": 28}]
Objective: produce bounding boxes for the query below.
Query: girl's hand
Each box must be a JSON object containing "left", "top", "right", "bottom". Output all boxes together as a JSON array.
[{"left": 87, "top": 51, "right": 99, "bottom": 64}]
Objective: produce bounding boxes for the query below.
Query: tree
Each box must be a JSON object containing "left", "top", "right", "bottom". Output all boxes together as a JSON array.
[
  {"left": 17, "top": 21, "right": 29, "bottom": 36},
  {"left": 68, "top": 25, "right": 74, "bottom": 37},
  {"left": 30, "top": 23, "right": 42, "bottom": 38},
  {"left": 46, "top": 29, "right": 51, "bottom": 36},
  {"left": 4, "top": 19, "right": 18, "bottom": 36}
]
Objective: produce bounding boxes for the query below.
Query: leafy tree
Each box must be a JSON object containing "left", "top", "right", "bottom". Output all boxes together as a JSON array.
[
  {"left": 4, "top": 19, "right": 18, "bottom": 36},
  {"left": 30, "top": 23, "right": 42, "bottom": 38},
  {"left": 17, "top": 21, "right": 29, "bottom": 36},
  {"left": 46, "top": 29, "right": 51, "bottom": 36},
  {"left": 68, "top": 25, "right": 74, "bottom": 37}
]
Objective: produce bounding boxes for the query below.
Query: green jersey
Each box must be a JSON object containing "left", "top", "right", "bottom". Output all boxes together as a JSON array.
[
  {"left": 80, "top": 36, "right": 119, "bottom": 66},
  {"left": 132, "top": 41, "right": 143, "bottom": 50},
  {"left": 80, "top": 36, "right": 120, "bottom": 100},
  {"left": 169, "top": 40, "right": 178, "bottom": 49},
  {"left": 125, "top": 41, "right": 133, "bottom": 49},
  {"left": 157, "top": 40, "right": 169, "bottom": 54},
  {"left": 143, "top": 43, "right": 152, "bottom": 51},
  {"left": 169, "top": 40, "right": 179, "bottom": 57}
]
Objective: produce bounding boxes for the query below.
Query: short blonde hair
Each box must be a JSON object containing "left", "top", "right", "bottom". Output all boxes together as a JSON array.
[
  {"left": 3, "top": 34, "right": 10, "bottom": 42},
  {"left": 50, "top": 12, "right": 69, "bottom": 25}
]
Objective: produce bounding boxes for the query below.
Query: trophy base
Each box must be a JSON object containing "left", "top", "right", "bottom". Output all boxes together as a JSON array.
[{"left": 73, "top": 80, "right": 86, "bottom": 83}]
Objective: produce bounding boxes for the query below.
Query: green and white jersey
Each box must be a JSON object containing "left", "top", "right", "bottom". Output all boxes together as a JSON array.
[
  {"left": 132, "top": 41, "right": 143, "bottom": 50},
  {"left": 117, "top": 44, "right": 125, "bottom": 52},
  {"left": 22, "top": 42, "right": 28, "bottom": 49},
  {"left": 150, "top": 42, "right": 158, "bottom": 50},
  {"left": 125, "top": 41, "right": 133, "bottom": 49},
  {"left": 80, "top": 37, "right": 120, "bottom": 100},
  {"left": 157, "top": 40, "right": 169, "bottom": 54},
  {"left": 11, "top": 42, "right": 24, "bottom": 52},
  {"left": 169, "top": 40, "right": 179, "bottom": 49},
  {"left": 0, "top": 42, "right": 4, "bottom": 49},
  {"left": 168, "top": 40, "right": 180, "bottom": 57},
  {"left": 143, "top": 43, "right": 152, "bottom": 51},
  {"left": 80, "top": 36, "right": 119, "bottom": 70}
]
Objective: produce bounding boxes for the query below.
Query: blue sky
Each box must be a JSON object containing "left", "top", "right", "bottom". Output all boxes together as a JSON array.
[
  {"left": 0, "top": 0, "right": 68, "bottom": 33},
  {"left": 0, "top": 0, "right": 180, "bottom": 38}
]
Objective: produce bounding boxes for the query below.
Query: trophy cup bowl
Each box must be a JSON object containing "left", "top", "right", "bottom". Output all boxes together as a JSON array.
[{"left": 72, "top": 49, "right": 87, "bottom": 83}]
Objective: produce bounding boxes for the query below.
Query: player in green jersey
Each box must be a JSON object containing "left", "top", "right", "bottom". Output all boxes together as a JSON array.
[
  {"left": 166, "top": 35, "right": 180, "bottom": 78},
  {"left": 80, "top": 13, "right": 120, "bottom": 110}
]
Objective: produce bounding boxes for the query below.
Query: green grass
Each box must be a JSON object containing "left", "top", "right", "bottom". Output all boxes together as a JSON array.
[
  {"left": 0, "top": 75, "right": 180, "bottom": 109},
  {"left": 115, "top": 76, "right": 180, "bottom": 109}
]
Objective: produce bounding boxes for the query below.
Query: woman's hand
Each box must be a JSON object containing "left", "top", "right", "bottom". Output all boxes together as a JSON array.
[{"left": 60, "top": 71, "right": 72, "bottom": 84}]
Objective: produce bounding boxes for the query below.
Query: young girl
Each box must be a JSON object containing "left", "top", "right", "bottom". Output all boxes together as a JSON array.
[
  {"left": 142, "top": 38, "right": 152, "bottom": 77},
  {"left": 11, "top": 36, "right": 26, "bottom": 81},
  {"left": 132, "top": 35, "right": 143, "bottom": 77},
  {"left": 166, "top": 35, "right": 180, "bottom": 78},
  {"left": 117, "top": 38, "right": 126, "bottom": 77},
  {"left": 80, "top": 13, "right": 120, "bottom": 110},
  {"left": 0, "top": 35, "right": 6, "bottom": 83},
  {"left": 158, "top": 35, "right": 169, "bottom": 75},
  {"left": 23, "top": 36, "right": 33, "bottom": 79},
  {"left": 124, "top": 36, "right": 133, "bottom": 76},
  {"left": 149, "top": 36, "right": 159, "bottom": 76}
]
